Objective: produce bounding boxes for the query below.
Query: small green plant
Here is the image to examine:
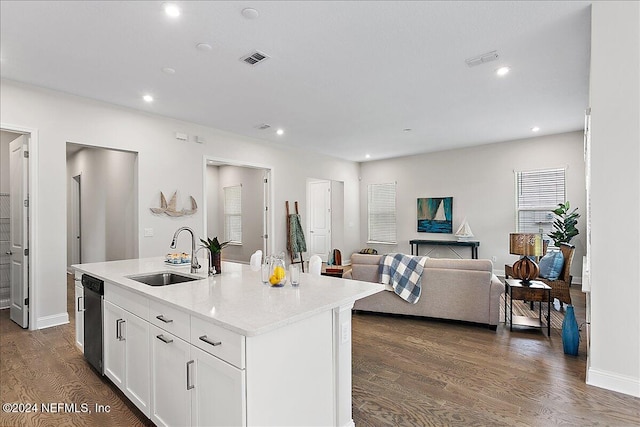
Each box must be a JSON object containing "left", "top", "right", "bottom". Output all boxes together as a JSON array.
[
  {"left": 200, "top": 237, "right": 229, "bottom": 254},
  {"left": 548, "top": 201, "right": 580, "bottom": 247}
]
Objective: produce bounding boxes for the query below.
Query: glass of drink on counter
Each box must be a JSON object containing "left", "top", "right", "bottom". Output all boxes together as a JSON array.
[{"left": 289, "top": 264, "right": 300, "bottom": 287}]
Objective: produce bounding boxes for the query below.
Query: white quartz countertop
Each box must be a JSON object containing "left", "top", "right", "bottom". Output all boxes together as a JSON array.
[{"left": 73, "top": 257, "right": 382, "bottom": 337}]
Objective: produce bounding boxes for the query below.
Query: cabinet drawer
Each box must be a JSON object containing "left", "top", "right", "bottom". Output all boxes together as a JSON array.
[
  {"left": 191, "top": 316, "right": 245, "bottom": 369},
  {"left": 105, "top": 283, "right": 149, "bottom": 320},
  {"left": 149, "top": 299, "right": 190, "bottom": 341}
]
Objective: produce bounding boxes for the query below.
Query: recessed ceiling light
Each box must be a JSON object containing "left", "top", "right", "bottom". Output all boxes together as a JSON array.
[
  {"left": 196, "top": 43, "right": 212, "bottom": 52},
  {"left": 276, "top": 128, "right": 284, "bottom": 136},
  {"left": 164, "top": 3, "right": 181, "bottom": 17},
  {"left": 496, "top": 66, "right": 510, "bottom": 76},
  {"left": 531, "top": 126, "right": 540, "bottom": 132},
  {"left": 241, "top": 8, "right": 259, "bottom": 19},
  {"left": 143, "top": 95, "right": 154, "bottom": 103},
  {"left": 365, "top": 154, "right": 371, "bottom": 159},
  {"left": 161, "top": 67, "right": 176, "bottom": 74}
]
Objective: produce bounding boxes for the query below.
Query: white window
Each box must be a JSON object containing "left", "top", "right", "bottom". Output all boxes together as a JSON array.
[
  {"left": 515, "top": 168, "right": 566, "bottom": 240},
  {"left": 367, "top": 182, "right": 396, "bottom": 244},
  {"left": 224, "top": 185, "right": 242, "bottom": 244}
]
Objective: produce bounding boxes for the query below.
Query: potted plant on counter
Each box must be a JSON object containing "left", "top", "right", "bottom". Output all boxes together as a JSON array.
[{"left": 200, "top": 237, "right": 229, "bottom": 275}]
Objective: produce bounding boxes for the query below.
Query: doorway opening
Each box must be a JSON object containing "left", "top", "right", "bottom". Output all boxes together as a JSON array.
[
  {"left": 306, "top": 178, "right": 345, "bottom": 263},
  {"left": 204, "top": 157, "right": 273, "bottom": 263},
  {"left": 66, "top": 143, "right": 138, "bottom": 269},
  {"left": 0, "top": 129, "right": 31, "bottom": 328}
]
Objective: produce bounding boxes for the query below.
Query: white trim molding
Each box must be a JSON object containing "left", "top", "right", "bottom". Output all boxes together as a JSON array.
[
  {"left": 36, "top": 312, "right": 70, "bottom": 330},
  {"left": 587, "top": 368, "right": 640, "bottom": 398}
]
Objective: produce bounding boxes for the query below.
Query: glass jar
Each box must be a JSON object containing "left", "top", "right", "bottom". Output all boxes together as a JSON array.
[{"left": 269, "top": 252, "right": 287, "bottom": 287}]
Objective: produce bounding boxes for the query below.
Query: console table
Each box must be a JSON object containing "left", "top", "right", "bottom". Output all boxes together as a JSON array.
[{"left": 409, "top": 239, "right": 480, "bottom": 259}]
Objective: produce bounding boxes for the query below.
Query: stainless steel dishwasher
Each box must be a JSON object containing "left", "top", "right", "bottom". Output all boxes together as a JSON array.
[{"left": 82, "top": 274, "right": 104, "bottom": 374}]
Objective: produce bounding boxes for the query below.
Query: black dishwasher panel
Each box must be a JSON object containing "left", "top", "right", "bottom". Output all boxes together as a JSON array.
[{"left": 82, "top": 274, "right": 104, "bottom": 375}]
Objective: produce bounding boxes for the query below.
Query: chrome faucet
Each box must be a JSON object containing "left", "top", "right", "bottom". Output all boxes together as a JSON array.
[{"left": 170, "top": 227, "right": 200, "bottom": 273}]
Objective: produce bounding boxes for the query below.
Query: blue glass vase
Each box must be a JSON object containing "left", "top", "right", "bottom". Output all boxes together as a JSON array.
[{"left": 562, "top": 305, "right": 580, "bottom": 356}]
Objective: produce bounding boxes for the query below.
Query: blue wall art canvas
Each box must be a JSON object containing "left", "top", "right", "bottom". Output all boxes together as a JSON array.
[{"left": 417, "top": 197, "right": 453, "bottom": 233}]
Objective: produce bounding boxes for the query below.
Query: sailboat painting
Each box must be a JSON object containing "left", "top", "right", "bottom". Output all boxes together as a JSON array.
[{"left": 417, "top": 197, "right": 453, "bottom": 233}]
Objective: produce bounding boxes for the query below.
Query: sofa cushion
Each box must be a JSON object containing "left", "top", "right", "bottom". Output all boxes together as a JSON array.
[{"left": 538, "top": 250, "right": 564, "bottom": 280}]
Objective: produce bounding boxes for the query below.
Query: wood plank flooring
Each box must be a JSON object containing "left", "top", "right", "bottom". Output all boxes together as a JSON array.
[
  {"left": 1, "top": 275, "right": 638, "bottom": 426},
  {"left": 0, "top": 275, "right": 152, "bottom": 427},
  {"left": 352, "top": 287, "right": 640, "bottom": 426}
]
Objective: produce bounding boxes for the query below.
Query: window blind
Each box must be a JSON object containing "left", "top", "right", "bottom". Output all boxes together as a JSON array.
[
  {"left": 516, "top": 168, "right": 565, "bottom": 238},
  {"left": 368, "top": 183, "right": 396, "bottom": 244},
  {"left": 224, "top": 185, "right": 242, "bottom": 243}
]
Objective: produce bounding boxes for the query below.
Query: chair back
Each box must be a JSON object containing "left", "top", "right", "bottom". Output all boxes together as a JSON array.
[
  {"left": 558, "top": 243, "right": 576, "bottom": 283},
  {"left": 309, "top": 255, "right": 322, "bottom": 276}
]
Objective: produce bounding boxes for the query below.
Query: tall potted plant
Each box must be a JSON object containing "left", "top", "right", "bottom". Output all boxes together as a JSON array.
[
  {"left": 200, "top": 237, "right": 229, "bottom": 275},
  {"left": 548, "top": 201, "right": 580, "bottom": 247}
]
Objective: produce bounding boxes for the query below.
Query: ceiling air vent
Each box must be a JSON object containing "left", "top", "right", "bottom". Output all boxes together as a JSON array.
[
  {"left": 241, "top": 51, "right": 270, "bottom": 66},
  {"left": 465, "top": 50, "right": 499, "bottom": 67},
  {"left": 256, "top": 123, "right": 271, "bottom": 130}
]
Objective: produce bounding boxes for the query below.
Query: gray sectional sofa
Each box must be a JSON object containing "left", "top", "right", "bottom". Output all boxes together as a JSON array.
[{"left": 345, "top": 253, "right": 504, "bottom": 330}]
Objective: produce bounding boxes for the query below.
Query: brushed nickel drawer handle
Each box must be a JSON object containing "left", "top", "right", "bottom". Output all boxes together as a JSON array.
[
  {"left": 156, "top": 334, "right": 173, "bottom": 344},
  {"left": 186, "top": 360, "right": 194, "bottom": 390},
  {"left": 156, "top": 314, "right": 173, "bottom": 323},
  {"left": 116, "top": 319, "right": 125, "bottom": 341},
  {"left": 199, "top": 335, "right": 221, "bottom": 347}
]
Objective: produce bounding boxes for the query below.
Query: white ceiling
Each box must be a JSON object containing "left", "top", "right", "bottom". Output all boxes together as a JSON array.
[{"left": 0, "top": 1, "right": 591, "bottom": 162}]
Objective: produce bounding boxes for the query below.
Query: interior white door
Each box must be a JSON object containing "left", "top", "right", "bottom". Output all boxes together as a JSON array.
[
  {"left": 307, "top": 180, "right": 331, "bottom": 262},
  {"left": 9, "top": 135, "right": 28, "bottom": 328}
]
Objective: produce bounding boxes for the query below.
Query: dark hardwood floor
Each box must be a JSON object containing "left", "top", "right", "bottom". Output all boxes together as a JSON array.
[
  {"left": 0, "top": 275, "right": 152, "bottom": 427},
  {"left": 352, "top": 287, "right": 640, "bottom": 426},
  {"left": 1, "top": 275, "right": 638, "bottom": 426}
]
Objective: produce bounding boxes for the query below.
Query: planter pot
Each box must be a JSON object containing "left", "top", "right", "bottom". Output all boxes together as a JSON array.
[{"left": 208, "top": 251, "right": 221, "bottom": 275}]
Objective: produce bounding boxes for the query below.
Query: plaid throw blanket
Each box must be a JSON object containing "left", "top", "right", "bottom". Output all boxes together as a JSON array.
[{"left": 379, "top": 253, "right": 427, "bottom": 304}]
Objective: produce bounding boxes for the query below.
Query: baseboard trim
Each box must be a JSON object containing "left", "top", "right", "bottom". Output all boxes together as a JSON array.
[
  {"left": 587, "top": 367, "right": 640, "bottom": 398},
  {"left": 37, "top": 312, "right": 70, "bottom": 330}
]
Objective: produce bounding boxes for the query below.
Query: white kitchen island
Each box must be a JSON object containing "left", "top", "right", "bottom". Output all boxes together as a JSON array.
[{"left": 73, "top": 257, "right": 382, "bottom": 427}]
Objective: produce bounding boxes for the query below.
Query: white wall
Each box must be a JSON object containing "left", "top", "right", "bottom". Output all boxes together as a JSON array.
[
  {"left": 66, "top": 146, "right": 138, "bottom": 267},
  {"left": 331, "top": 180, "right": 345, "bottom": 262},
  {"left": 359, "top": 131, "right": 586, "bottom": 278},
  {"left": 588, "top": 1, "right": 640, "bottom": 397},
  {"left": 0, "top": 80, "right": 362, "bottom": 328}
]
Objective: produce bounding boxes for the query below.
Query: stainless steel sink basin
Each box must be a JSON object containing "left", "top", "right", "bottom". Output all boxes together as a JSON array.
[{"left": 127, "top": 271, "right": 200, "bottom": 286}]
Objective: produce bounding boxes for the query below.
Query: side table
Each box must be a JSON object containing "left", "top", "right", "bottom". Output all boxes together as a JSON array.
[{"left": 504, "top": 279, "right": 551, "bottom": 336}]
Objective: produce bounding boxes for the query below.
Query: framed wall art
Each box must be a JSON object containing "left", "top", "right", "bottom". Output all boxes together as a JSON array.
[{"left": 417, "top": 197, "right": 452, "bottom": 233}]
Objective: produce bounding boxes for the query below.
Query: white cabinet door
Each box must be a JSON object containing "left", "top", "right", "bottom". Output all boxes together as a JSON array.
[
  {"left": 74, "top": 283, "right": 84, "bottom": 351},
  {"left": 150, "top": 325, "right": 191, "bottom": 427},
  {"left": 103, "top": 300, "right": 125, "bottom": 388},
  {"left": 123, "top": 311, "right": 150, "bottom": 417},
  {"left": 190, "top": 345, "right": 246, "bottom": 427}
]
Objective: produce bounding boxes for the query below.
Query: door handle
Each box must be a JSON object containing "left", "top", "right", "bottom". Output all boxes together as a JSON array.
[
  {"left": 5, "top": 251, "right": 12, "bottom": 255},
  {"left": 186, "top": 360, "right": 195, "bottom": 390}
]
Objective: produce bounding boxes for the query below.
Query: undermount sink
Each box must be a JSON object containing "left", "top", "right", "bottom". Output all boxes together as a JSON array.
[{"left": 127, "top": 271, "right": 200, "bottom": 286}]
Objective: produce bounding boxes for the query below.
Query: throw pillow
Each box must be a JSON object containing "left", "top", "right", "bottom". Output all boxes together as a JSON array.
[
  {"left": 538, "top": 250, "right": 564, "bottom": 280},
  {"left": 359, "top": 248, "right": 378, "bottom": 255}
]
